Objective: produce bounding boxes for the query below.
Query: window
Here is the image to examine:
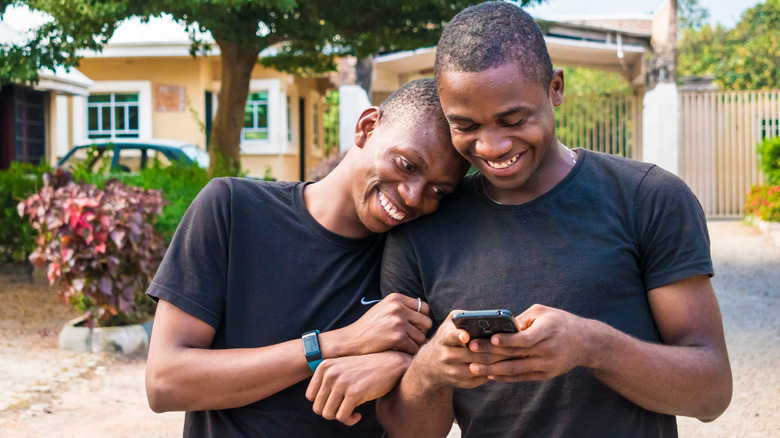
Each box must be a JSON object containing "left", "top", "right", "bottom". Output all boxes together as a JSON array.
[
  {"left": 242, "top": 91, "right": 269, "bottom": 141},
  {"left": 87, "top": 93, "right": 140, "bottom": 139}
]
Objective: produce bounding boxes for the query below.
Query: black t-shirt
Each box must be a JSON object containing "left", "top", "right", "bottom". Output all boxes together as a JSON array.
[
  {"left": 147, "top": 178, "right": 386, "bottom": 438},
  {"left": 381, "top": 149, "right": 713, "bottom": 438}
]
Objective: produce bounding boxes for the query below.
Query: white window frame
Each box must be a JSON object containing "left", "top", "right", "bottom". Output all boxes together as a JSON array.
[
  {"left": 213, "top": 78, "right": 295, "bottom": 155},
  {"left": 73, "top": 81, "right": 152, "bottom": 144},
  {"left": 86, "top": 92, "right": 141, "bottom": 139}
]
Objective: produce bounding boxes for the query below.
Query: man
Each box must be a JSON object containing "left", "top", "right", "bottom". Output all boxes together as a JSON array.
[
  {"left": 145, "top": 78, "right": 469, "bottom": 437},
  {"left": 378, "top": 3, "right": 732, "bottom": 437}
]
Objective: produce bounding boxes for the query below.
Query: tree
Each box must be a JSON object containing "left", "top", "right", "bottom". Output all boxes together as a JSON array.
[
  {"left": 678, "top": 0, "right": 780, "bottom": 90},
  {"left": 0, "top": 0, "right": 544, "bottom": 174}
]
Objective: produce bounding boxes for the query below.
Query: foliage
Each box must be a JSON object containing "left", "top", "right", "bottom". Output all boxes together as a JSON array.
[
  {"left": 18, "top": 176, "right": 166, "bottom": 326},
  {"left": 0, "top": 162, "right": 52, "bottom": 263},
  {"left": 678, "top": 0, "right": 780, "bottom": 90},
  {"left": 559, "top": 66, "right": 630, "bottom": 96},
  {"left": 757, "top": 136, "right": 780, "bottom": 185},
  {"left": 678, "top": 0, "right": 710, "bottom": 31},
  {"left": 745, "top": 184, "right": 780, "bottom": 222}
]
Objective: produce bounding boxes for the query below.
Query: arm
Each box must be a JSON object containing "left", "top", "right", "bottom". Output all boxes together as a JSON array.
[
  {"left": 377, "top": 313, "right": 505, "bottom": 438},
  {"left": 468, "top": 274, "right": 732, "bottom": 421},
  {"left": 146, "top": 293, "right": 432, "bottom": 413}
]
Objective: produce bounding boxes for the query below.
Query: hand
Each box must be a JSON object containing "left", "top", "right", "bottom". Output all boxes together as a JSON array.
[
  {"left": 466, "top": 304, "right": 591, "bottom": 382},
  {"left": 321, "top": 293, "right": 432, "bottom": 357},
  {"left": 413, "top": 310, "right": 506, "bottom": 390},
  {"left": 306, "top": 351, "right": 411, "bottom": 426}
]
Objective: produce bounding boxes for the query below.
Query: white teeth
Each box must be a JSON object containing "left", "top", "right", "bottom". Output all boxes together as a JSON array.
[
  {"left": 486, "top": 154, "right": 519, "bottom": 169},
  {"left": 379, "top": 192, "right": 405, "bottom": 221}
]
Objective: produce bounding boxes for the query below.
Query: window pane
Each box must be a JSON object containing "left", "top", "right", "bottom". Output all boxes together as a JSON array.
[
  {"left": 101, "top": 107, "right": 112, "bottom": 131},
  {"left": 248, "top": 91, "right": 268, "bottom": 102},
  {"left": 117, "top": 148, "right": 143, "bottom": 172},
  {"left": 244, "top": 105, "right": 254, "bottom": 128},
  {"left": 128, "top": 106, "right": 138, "bottom": 130},
  {"left": 88, "top": 95, "right": 111, "bottom": 103},
  {"left": 115, "top": 106, "right": 126, "bottom": 130},
  {"left": 88, "top": 107, "right": 98, "bottom": 131},
  {"left": 243, "top": 130, "right": 268, "bottom": 140},
  {"left": 257, "top": 105, "right": 268, "bottom": 128},
  {"left": 114, "top": 93, "right": 138, "bottom": 102}
]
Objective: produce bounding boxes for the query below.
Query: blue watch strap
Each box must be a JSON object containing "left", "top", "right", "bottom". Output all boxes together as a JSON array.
[{"left": 302, "top": 330, "right": 322, "bottom": 372}]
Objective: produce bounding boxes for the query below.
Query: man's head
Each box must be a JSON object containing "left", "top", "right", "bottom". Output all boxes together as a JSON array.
[
  {"left": 435, "top": 1, "right": 568, "bottom": 204},
  {"left": 344, "top": 78, "right": 469, "bottom": 235}
]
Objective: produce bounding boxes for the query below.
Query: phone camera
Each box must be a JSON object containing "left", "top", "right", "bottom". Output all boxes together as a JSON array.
[{"left": 478, "top": 319, "right": 493, "bottom": 334}]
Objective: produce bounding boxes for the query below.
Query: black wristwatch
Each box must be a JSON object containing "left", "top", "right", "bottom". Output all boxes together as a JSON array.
[{"left": 302, "top": 330, "right": 323, "bottom": 372}]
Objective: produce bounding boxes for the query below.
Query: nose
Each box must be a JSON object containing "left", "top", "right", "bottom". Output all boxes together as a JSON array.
[
  {"left": 475, "top": 129, "right": 512, "bottom": 159},
  {"left": 398, "top": 179, "right": 425, "bottom": 210}
]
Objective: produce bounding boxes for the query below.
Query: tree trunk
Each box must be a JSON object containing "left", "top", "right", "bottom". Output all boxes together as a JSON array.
[{"left": 208, "top": 39, "right": 261, "bottom": 175}]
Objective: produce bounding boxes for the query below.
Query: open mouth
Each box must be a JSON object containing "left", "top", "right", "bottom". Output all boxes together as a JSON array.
[
  {"left": 379, "top": 192, "right": 406, "bottom": 221},
  {"left": 486, "top": 153, "right": 520, "bottom": 170}
]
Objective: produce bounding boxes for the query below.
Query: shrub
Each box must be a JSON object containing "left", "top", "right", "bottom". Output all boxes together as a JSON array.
[
  {"left": 18, "top": 176, "right": 167, "bottom": 327},
  {"left": 0, "top": 162, "right": 52, "bottom": 263},
  {"left": 745, "top": 184, "right": 780, "bottom": 222},
  {"left": 757, "top": 136, "right": 780, "bottom": 185}
]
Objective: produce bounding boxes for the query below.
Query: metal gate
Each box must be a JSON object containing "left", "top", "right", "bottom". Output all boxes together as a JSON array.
[{"left": 679, "top": 90, "right": 780, "bottom": 217}]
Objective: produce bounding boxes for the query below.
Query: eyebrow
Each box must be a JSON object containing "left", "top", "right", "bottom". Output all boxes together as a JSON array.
[
  {"left": 409, "top": 149, "right": 429, "bottom": 172},
  {"left": 446, "top": 105, "right": 533, "bottom": 123}
]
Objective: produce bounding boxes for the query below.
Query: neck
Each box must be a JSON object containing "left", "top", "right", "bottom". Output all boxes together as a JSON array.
[{"left": 303, "top": 163, "right": 373, "bottom": 239}]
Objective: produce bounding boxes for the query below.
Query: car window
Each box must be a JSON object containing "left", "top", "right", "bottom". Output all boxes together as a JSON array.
[
  {"left": 117, "top": 147, "right": 144, "bottom": 172},
  {"left": 147, "top": 148, "right": 174, "bottom": 168},
  {"left": 61, "top": 146, "right": 115, "bottom": 172},
  {"left": 179, "top": 145, "right": 210, "bottom": 168}
]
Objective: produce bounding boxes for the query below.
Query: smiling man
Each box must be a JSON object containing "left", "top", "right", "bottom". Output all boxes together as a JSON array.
[
  {"left": 378, "top": 3, "right": 732, "bottom": 438},
  {"left": 144, "top": 78, "right": 469, "bottom": 437}
]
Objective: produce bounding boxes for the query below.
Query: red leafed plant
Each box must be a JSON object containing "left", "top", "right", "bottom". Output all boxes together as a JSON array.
[{"left": 18, "top": 174, "right": 167, "bottom": 327}]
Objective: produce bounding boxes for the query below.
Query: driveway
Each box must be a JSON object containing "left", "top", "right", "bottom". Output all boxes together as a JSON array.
[{"left": 0, "top": 220, "right": 777, "bottom": 437}]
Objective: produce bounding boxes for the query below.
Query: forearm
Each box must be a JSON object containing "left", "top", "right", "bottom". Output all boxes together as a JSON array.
[
  {"left": 585, "top": 319, "right": 732, "bottom": 421},
  {"left": 377, "top": 357, "right": 456, "bottom": 438},
  {"left": 146, "top": 339, "right": 311, "bottom": 412}
]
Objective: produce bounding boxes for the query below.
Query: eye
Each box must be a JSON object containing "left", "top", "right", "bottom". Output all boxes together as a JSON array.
[
  {"left": 500, "top": 115, "right": 527, "bottom": 128},
  {"left": 452, "top": 123, "right": 478, "bottom": 133},
  {"left": 431, "top": 186, "right": 446, "bottom": 198},
  {"left": 396, "top": 156, "right": 415, "bottom": 172}
]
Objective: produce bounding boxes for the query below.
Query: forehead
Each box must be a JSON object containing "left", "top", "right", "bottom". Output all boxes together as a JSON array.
[{"left": 437, "top": 64, "right": 548, "bottom": 114}]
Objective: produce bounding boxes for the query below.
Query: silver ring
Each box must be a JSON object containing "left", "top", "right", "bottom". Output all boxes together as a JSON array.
[{"left": 416, "top": 298, "right": 422, "bottom": 313}]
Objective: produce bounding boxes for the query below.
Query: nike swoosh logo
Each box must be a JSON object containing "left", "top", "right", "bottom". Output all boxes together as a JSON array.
[{"left": 360, "top": 297, "right": 382, "bottom": 305}]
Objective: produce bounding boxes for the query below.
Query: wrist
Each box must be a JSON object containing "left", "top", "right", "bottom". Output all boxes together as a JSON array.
[
  {"left": 409, "top": 344, "right": 451, "bottom": 393},
  {"left": 317, "top": 328, "right": 352, "bottom": 359}
]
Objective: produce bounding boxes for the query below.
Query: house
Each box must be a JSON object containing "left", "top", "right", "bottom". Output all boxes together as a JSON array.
[
  {"left": 2, "top": 8, "right": 335, "bottom": 181},
  {"left": 0, "top": 20, "right": 93, "bottom": 170}
]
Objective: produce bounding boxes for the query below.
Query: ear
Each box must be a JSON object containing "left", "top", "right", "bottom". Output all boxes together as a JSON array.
[
  {"left": 549, "top": 67, "right": 565, "bottom": 107},
  {"left": 353, "top": 107, "right": 380, "bottom": 149}
]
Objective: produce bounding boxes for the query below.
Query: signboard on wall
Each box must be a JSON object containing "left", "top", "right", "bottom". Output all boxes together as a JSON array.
[{"left": 155, "top": 85, "right": 185, "bottom": 112}]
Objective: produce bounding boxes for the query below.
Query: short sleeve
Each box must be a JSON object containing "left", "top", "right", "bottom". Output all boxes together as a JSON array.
[
  {"left": 380, "top": 228, "right": 425, "bottom": 301},
  {"left": 146, "top": 178, "right": 231, "bottom": 329},
  {"left": 634, "top": 166, "right": 713, "bottom": 291}
]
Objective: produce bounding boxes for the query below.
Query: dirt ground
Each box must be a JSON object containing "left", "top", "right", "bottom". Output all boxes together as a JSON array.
[{"left": 0, "top": 219, "right": 777, "bottom": 437}]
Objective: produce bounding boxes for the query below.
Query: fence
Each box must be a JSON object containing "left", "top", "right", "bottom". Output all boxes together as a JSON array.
[
  {"left": 679, "top": 90, "right": 780, "bottom": 217},
  {"left": 556, "top": 93, "right": 640, "bottom": 160}
]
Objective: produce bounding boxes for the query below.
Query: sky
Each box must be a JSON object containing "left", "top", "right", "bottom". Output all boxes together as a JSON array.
[{"left": 524, "top": 0, "right": 762, "bottom": 28}]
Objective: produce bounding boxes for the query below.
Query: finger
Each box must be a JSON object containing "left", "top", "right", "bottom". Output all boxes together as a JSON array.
[
  {"left": 407, "top": 308, "right": 433, "bottom": 332},
  {"left": 406, "top": 321, "right": 429, "bottom": 346},
  {"left": 335, "top": 395, "right": 362, "bottom": 426},
  {"left": 311, "top": 372, "right": 333, "bottom": 416},
  {"left": 469, "top": 356, "right": 543, "bottom": 378},
  {"left": 305, "top": 366, "right": 324, "bottom": 402},
  {"left": 468, "top": 334, "right": 536, "bottom": 354},
  {"left": 391, "top": 293, "right": 431, "bottom": 317},
  {"left": 320, "top": 384, "right": 346, "bottom": 421}
]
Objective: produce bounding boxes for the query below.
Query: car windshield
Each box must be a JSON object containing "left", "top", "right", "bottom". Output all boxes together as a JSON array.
[{"left": 179, "top": 144, "right": 210, "bottom": 168}]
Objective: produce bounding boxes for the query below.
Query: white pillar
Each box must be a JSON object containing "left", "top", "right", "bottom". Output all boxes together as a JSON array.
[
  {"left": 642, "top": 82, "right": 680, "bottom": 175},
  {"left": 338, "top": 85, "right": 371, "bottom": 152},
  {"left": 55, "top": 95, "right": 70, "bottom": 159}
]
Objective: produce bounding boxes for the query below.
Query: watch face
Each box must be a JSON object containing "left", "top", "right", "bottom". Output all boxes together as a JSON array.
[{"left": 303, "top": 333, "right": 318, "bottom": 353}]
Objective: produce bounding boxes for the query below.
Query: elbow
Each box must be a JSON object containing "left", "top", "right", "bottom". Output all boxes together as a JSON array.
[
  {"left": 694, "top": 365, "right": 733, "bottom": 422},
  {"left": 145, "top": 366, "right": 179, "bottom": 413}
]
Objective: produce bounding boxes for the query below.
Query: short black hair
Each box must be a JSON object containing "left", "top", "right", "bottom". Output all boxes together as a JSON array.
[
  {"left": 435, "top": 1, "right": 553, "bottom": 88},
  {"left": 377, "top": 78, "right": 448, "bottom": 137}
]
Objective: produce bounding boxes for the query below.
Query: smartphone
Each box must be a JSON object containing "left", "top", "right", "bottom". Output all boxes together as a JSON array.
[{"left": 451, "top": 309, "right": 520, "bottom": 339}]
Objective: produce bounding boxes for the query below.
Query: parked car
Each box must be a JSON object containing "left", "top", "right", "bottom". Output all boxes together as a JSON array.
[{"left": 58, "top": 139, "right": 209, "bottom": 173}]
